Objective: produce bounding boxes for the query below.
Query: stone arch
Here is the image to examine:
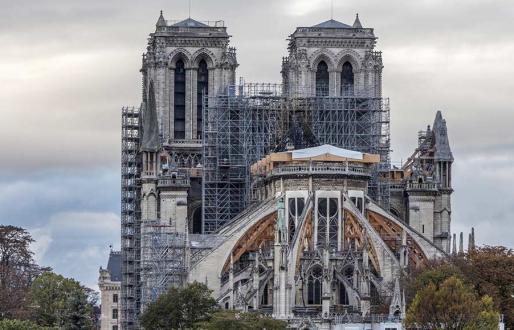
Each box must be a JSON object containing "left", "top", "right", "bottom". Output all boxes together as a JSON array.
[
  {"left": 168, "top": 48, "right": 192, "bottom": 68},
  {"left": 220, "top": 211, "right": 277, "bottom": 274},
  {"left": 389, "top": 207, "right": 401, "bottom": 219},
  {"left": 306, "top": 264, "right": 323, "bottom": 305},
  {"left": 191, "top": 48, "right": 217, "bottom": 69},
  {"left": 142, "top": 190, "right": 157, "bottom": 199},
  {"left": 309, "top": 49, "right": 336, "bottom": 71},
  {"left": 335, "top": 49, "right": 362, "bottom": 72},
  {"left": 188, "top": 200, "right": 203, "bottom": 234}
]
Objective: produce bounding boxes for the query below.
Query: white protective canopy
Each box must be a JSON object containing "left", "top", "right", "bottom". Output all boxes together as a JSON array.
[{"left": 291, "top": 144, "right": 363, "bottom": 160}]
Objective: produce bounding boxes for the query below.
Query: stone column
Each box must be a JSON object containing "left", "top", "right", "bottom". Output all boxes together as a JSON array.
[
  {"left": 185, "top": 68, "right": 194, "bottom": 139},
  {"left": 329, "top": 70, "right": 337, "bottom": 97},
  {"left": 168, "top": 68, "right": 175, "bottom": 140},
  {"left": 252, "top": 257, "right": 260, "bottom": 309},
  {"left": 334, "top": 69, "right": 341, "bottom": 96},
  {"left": 190, "top": 69, "right": 198, "bottom": 140},
  {"left": 155, "top": 64, "right": 169, "bottom": 141}
]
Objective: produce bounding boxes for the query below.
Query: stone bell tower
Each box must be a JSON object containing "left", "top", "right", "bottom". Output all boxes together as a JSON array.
[
  {"left": 142, "top": 11, "right": 238, "bottom": 143},
  {"left": 141, "top": 11, "right": 238, "bottom": 233},
  {"left": 282, "top": 14, "right": 383, "bottom": 97}
]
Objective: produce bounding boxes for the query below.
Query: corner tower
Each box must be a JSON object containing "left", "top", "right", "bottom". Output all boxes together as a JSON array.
[{"left": 282, "top": 14, "right": 383, "bottom": 97}]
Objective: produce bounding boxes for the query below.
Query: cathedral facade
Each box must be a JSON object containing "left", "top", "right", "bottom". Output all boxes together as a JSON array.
[{"left": 120, "top": 12, "right": 454, "bottom": 329}]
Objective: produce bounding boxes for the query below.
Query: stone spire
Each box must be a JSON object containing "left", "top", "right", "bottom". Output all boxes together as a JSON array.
[
  {"left": 401, "top": 290, "right": 406, "bottom": 318},
  {"left": 156, "top": 10, "right": 166, "bottom": 28},
  {"left": 432, "top": 111, "right": 454, "bottom": 161},
  {"left": 389, "top": 278, "right": 402, "bottom": 318},
  {"left": 452, "top": 233, "right": 457, "bottom": 255},
  {"left": 140, "top": 80, "right": 160, "bottom": 152},
  {"left": 352, "top": 13, "right": 363, "bottom": 28},
  {"left": 468, "top": 227, "right": 476, "bottom": 251},
  {"left": 459, "top": 232, "right": 464, "bottom": 254}
]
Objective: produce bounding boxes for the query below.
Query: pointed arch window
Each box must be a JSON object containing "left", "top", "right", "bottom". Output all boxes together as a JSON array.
[
  {"left": 307, "top": 267, "right": 323, "bottom": 305},
  {"left": 191, "top": 208, "right": 202, "bottom": 234},
  {"left": 197, "top": 59, "right": 208, "bottom": 139},
  {"left": 288, "top": 197, "right": 305, "bottom": 243},
  {"left": 174, "top": 59, "right": 186, "bottom": 139},
  {"left": 316, "top": 61, "right": 329, "bottom": 97},
  {"left": 316, "top": 197, "right": 339, "bottom": 248},
  {"left": 338, "top": 282, "right": 349, "bottom": 305},
  {"left": 341, "top": 61, "right": 354, "bottom": 96}
]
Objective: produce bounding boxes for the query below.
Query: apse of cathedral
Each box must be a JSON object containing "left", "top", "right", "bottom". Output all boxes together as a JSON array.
[{"left": 120, "top": 11, "right": 454, "bottom": 329}]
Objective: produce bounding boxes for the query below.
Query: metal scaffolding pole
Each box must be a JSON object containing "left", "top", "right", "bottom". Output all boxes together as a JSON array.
[
  {"left": 121, "top": 106, "right": 142, "bottom": 329},
  {"left": 202, "top": 83, "right": 391, "bottom": 233}
]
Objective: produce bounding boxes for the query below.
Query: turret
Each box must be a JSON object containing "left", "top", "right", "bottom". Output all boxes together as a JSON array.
[{"left": 352, "top": 13, "right": 363, "bottom": 28}]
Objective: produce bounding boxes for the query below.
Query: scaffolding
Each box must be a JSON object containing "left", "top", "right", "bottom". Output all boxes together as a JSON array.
[
  {"left": 203, "top": 84, "right": 390, "bottom": 233},
  {"left": 121, "top": 106, "right": 141, "bottom": 329},
  {"left": 140, "top": 222, "right": 187, "bottom": 308}
]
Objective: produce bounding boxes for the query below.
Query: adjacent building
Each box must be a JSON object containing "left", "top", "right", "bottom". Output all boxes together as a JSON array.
[{"left": 99, "top": 251, "right": 121, "bottom": 330}]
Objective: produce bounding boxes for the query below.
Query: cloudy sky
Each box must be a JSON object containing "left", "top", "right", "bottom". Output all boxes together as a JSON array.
[{"left": 1, "top": 0, "right": 513, "bottom": 289}]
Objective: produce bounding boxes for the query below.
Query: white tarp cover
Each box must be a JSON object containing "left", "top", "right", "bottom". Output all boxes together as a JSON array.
[{"left": 292, "top": 144, "right": 363, "bottom": 160}]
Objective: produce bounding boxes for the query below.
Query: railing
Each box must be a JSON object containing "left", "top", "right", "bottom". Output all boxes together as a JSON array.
[
  {"left": 223, "top": 83, "right": 381, "bottom": 99},
  {"left": 142, "top": 170, "right": 156, "bottom": 177},
  {"left": 406, "top": 182, "right": 439, "bottom": 191},
  {"left": 164, "top": 19, "right": 225, "bottom": 27},
  {"left": 389, "top": 183, "right": 405, "bottom": 190},
  {"left": 166, "top": 138, "right": 202, "bottom": 146},
  {"left": 332, "top": 313, "right": 401, "bottom": 324},
  {"left": 269, "top": 164, "right": 370, "bottom": 177},
  {"left": 157, "top": 177, "right": 190, "bottom": 187}
]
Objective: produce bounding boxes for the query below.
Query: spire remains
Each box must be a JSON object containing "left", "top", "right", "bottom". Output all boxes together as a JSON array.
[{"left": 353, "top": 13, "right": 363, "bottom": 28}]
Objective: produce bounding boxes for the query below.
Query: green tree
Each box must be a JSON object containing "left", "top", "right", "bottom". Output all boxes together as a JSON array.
[
  {"left": 404, "top": 259, "right": 462, "bottom": 304},
  {"left": 0, "top": 319, "right": 57, "bottom": 330},
  {"left": 140, "top": 282, "right": 217, "bottom": 330},
  {"left": 456, "top": 246, "right": 514, "bottom": 327},
  {"left": 30, "top": 272, "right": 94, "bottom": 329},
  {"left": 198, "top": 310, "right": 287, "bottom": 330},
  {"left": 404, "top": 276, "right": 499, "bottom": 330},
  {"left": 0, "top": 225, "right": 41, "bottom": 319}
]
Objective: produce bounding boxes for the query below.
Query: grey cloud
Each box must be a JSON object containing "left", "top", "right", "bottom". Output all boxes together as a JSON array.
[
  {"left": 0, "top": 168, "right": 120, "bottom": 288},
  {"left": 31, "top": 211, "right": 120, "bottom": 289},
  {"left": 1, "top": 0, "right": 513, "bottom": 287}
]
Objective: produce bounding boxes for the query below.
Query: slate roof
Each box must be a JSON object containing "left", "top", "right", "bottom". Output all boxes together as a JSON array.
[
  {"left": 107, "top": 251, "right": 122, "bottom": 282},
  {"left": 173, "top": 18, "right": 209, "bottom": 28},
  {"left": 312, "top": 19, "right": 352, "bottom": 29}
]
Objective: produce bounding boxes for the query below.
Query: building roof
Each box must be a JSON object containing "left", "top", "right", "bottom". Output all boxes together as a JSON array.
[
  {"left": 107, "top": 251, "right": 122, "bottom": 282},
  {"left": 172, "top": 18, "right": 209, "bottom": 28},
  {"left": 292, "top": 144, "right": 364, "bottom": 160},
  {"left": 312, "top": 19, "right": 352, "bottom": 29},
  {"left": 251, "top": 144, "right": 380, "bottom": 175}
]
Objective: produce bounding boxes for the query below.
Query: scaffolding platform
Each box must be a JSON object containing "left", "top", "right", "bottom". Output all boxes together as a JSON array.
[{"left": 202, "top": 83, "right": 390, "bottom": 233}]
